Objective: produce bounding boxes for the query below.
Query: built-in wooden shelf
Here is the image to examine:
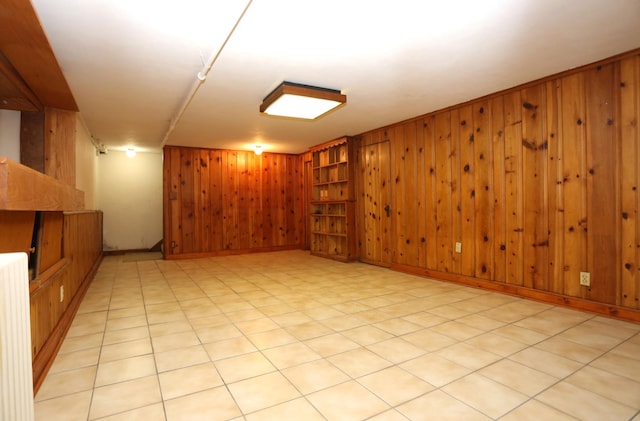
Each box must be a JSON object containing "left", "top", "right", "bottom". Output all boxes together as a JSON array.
[{"left": 0, "top": 157, "right": 84, "bottom": 210}]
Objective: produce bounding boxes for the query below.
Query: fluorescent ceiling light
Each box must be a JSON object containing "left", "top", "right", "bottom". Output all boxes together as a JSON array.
[{"left": 260, "top": 82, "right": 346, "bottom": 120}]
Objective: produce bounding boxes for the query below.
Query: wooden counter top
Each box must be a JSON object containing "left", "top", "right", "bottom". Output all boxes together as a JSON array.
[{"left": 0, "top": 157, "right": 84, "bottom": 210}]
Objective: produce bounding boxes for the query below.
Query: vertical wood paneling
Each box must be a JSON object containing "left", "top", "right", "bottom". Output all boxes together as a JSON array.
[
  {"left": 546, "top": 80, "right": 565, "bottom": 294},
  {"left": 450, "top": 111, "right": 462, "bottom": 274},
  {"left": 163, "top": 146, "right": 304, "bottom": 257},
  {"left": 561, "top": 73, "right": 588, "bottom": 298},
  {"left": 620, "top": 56, "right": 640, "bottom": 309},
  {"left": 435, "top": 112, "right": 453, "bottom": 272},
  {"left": 491, "top": 97, "right": 506, "bottom": 283},
  {"left": 180, "top": 149, "right": 195, "bottom": 253},
  {"left": 210, "top": 150, "right": 224, "bottom": 251},
  {"left": 473, "top": 101, "right": 493, "bottom": 279},
  {"left": 504, "top": 91, "right": 524, "bottom": 285},
  {"left": 458, "top": 106, "right": 476, "bottom": 276},
  {"left": 423, "top": 117, "right": 438, "bottom": 269},
  {"left": 44, "top": 107, "right": 76, "bottom": 187},
  {"left": 354, "top": 50, "right": 640, "bottom": 312},
  {"left": 521, "top": 86, "right": 549, "bottom": 290},
  {"left": 585, "top": 64, "right": 618, "bottom": 304}
]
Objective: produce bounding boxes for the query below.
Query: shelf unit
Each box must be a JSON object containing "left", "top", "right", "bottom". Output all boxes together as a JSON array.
[{"left": 309, "top": 137, "right": 357, "bottom": 261}]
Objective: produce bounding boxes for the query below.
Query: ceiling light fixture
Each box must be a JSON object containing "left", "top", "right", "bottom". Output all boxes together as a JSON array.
[
  {"left": 260, "top": 81, "right": 346, "bottom": 120},
  {"left": 126, "top": 148, "right": 136, "bottom": 158},
  {"left": 254, "top": 145, "right": 263, "bottom": 155}
]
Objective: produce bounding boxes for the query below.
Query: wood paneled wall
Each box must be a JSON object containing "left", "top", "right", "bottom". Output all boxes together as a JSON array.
[
  {"left": 163, "top": 146, "right": 305, "bottom": 258},
  {"left": 30, "top": 211, "right": 102, "bottom": 391},
  {"left": 358, "top": 51, "right": 640, "bottom": 313}
]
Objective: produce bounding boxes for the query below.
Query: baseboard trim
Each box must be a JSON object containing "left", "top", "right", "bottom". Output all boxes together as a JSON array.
[{"left": 390, "top": 263, "right": 640, "bottom": 323}]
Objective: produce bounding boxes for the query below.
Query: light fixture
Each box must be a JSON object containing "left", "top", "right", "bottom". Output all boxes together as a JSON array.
[
  {"left": 126, "top": 148, "right": 136, "bottom": 158},
  {"left": 260, "top": 81, "right": 346, "bottom": 120},
  {"left": 254, "top": 145, "right": 263, "bottom": 155}
]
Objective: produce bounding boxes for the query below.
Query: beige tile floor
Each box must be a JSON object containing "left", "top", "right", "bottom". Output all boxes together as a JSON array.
[{"left": 35, "top": 250, "right": 640, "bottom": 421}]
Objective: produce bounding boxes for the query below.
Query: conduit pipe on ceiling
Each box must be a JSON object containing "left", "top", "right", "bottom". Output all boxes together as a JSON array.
[{"left": 160, "top": 0, "right": 254, "bottom": 147}]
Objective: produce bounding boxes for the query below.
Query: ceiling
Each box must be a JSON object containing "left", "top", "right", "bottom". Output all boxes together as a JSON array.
[{"left": 26, "top": 0, "right": 640, "bottom": 154}]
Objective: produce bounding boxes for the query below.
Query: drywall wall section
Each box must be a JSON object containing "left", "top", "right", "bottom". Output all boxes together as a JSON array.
[
  {"left": 98, "top": 149, "right": 162, "bottom": 251},
  {"left": 0, "top": 110, "right": 21, "bottom": 161},
  {"left": 75, "top": 118, "right": 98, "bottom": 209}
]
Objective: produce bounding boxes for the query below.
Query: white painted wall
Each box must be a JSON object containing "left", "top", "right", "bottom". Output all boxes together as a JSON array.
[
  {"left": 0, "top": 110, "right": 21, "bottom": 161},
  {"left": 75, "top": 118, "right": 98, "bottom": 209},
  {"left": 97, "top": 149, "right": 163, "bottom": 251}
]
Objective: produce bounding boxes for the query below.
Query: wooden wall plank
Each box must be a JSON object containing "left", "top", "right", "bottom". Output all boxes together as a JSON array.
[
  {"left": 209, "top": 150, "right": 224, "bottom": 251},
  {"left": 546, "top": 80, "right": 565, "bottom": 294},
  {"left": 473, "top": 101, "right": 493, "bottom": 279},
  {"left": 491, "top": 97, "right": 506, "bottom": 283},
  {"left": 585, "top": 63, "right": 618, "bottom": 304},
  {"left": 458, "top": 106, "right": 476, "bottom": 276},
  {"left": 44, "top": 108, "right": 76, "bottom": 187},
  {"left": 435, "top": 112, "right": 453, "bottom": 272},
  {"left": 521, "top": 86, "right": 549, "bottom": 290},
  {"left": 504, "top": 91, "right": 524, "bottom": 286},
  {"left": 450, "top": 110, "right": 462, "bottom": 274},
  {"left": 423, "top": 117, "right": 438, "bottom": 269},
  {"left": 560, "top": 72, "right": 587, "bottom": 298},
  {"left": 620, "top": 56, "right": 639, "bottom": 309}
]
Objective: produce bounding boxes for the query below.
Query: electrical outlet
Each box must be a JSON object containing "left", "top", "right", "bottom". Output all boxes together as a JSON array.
[
  {"left": 579, "top": 272, "right": 590, "bottom": 287},
  {"left": 455, "top": 242, "right": 462, "bottom": 253},
  {"left": 60, "top": 285, "right": 64, "bottom": 302}
]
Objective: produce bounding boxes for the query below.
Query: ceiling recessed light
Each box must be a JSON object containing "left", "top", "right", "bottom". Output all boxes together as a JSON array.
[{"left": 260, "top": 81, "right": 346, "bottom": 120}]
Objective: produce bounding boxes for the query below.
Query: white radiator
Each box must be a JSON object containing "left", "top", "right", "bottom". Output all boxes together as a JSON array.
[{"left": 0, "top": 253, "right": 34, "bottom": 421}]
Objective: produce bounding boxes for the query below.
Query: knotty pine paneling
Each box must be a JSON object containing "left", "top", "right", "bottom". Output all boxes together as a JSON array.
[
  {"left": 31, "top": 211, "right": 102, "bottom": 391},
  {"left": 356, "top": 50, "right": 640, "bottom": 311},
  {"left": 163, "top": 146, "right": 304, "bottom": 258}
]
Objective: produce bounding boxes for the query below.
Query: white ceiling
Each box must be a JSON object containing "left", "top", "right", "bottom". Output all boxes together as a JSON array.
[{"left": 31, "top": 0, "right": 640, "bottom": 154}]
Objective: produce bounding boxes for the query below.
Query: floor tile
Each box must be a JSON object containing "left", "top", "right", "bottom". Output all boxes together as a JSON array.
[
  {"left": 500, "top": 399, "right": 579, "bottom": 421},
  {"left": 304, "top": 332, "right": 360, "bottom": 357},
  {"left": 307, "top": 380, "right": 390, "bottom": 421},
  {"left": 151, "top": 331, "right": 200, "bottom": 352},
  {"left": 399, "top": 354, "right": 470, "bottom": 387},
  {"left": 164, "top": 386, "right": 241, "bottom": 421},
  {"left": 534, "top": 336, "right": 604, "bottom": 364},
  {"left": 227, "top": 371, "right": 301, "bottom": 414},
  {"left": 442, "top": 373, "right": 528, "bottom": 418},
  {"left": 89, "top": 375, "right": 161, "bottom": 419},
  {"left": 154, "top": 344, "right": 211, "bottom": 372},
  {"left": 591, "top": 352, "right": 640, "bottom": 381},
  {"left": 244, "top": 397, "right": 325, "bottom": 421},
  {"left": 565, "top": 365, "right": 640, "bottom": 408},
  {"left": 246, "top": 327, "right": 298, "bottom": 349},
  {"left": 203, "top": 336, "right": 257, "bottom": 361},
  {"left": 342, "top": 325, "right": 395, "bottom": 346},
  {"left": 358, "top": 366, "right": 434, "bottom": 406},
  {"left": 95, "top": 354, "right": 157, "bottom": 387},
  {"left": 158, "top": 362, "right": 223, "bottom": 400},
  {"left": 34, "top": 390, "right": 92, "bottom": 421},
  {"left": 397, "top": 390, "right": 490, "bottom": 421},
  {"left": 435, "top": 342, "right": 501, "bottom": 370},
  {"left": 478, "top": 359, "right": 557, "bottom": 396},
  {"left": 509, "top": 347, "right": 583, "bottom": 378},
  {"left": 464, "top": 332, "right": 528, "bottom": 357},
  {"left": 366, "top": 337, "right": 426, "bottom": 364},
  {"left": 281, "top": 359, "right": 350, "bottom": 394},
  {"left": 58, "top": 332, "right": 103, "bottom": 354},
  {"left": 328, "top": 347, "right": 393, "bottom": 378},
  {"left": 214, "top": 351, "right": 276, "bottom": 383},
  {"left": 99, "top": 338, "right": 153, "bottom": 364},
  {"left": 35, "top": 366, "right": 97, "bottom": 401},
  {"left": 48, "top": 347, "right": 100, "bottom": 374},
  {"left": 262, "top": 341, "right": 321, "bottom": 369},
  {"left": 537, "top": 381, "right": 636, "bottom": 421},
  {"left": 96, "top": 403, "right": 165, "bottom": 421}
]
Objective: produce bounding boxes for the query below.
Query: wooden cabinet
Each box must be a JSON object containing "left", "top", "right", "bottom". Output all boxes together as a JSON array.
[{"left": 309, "top": 137, "right": 357, "bottom": 261}]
